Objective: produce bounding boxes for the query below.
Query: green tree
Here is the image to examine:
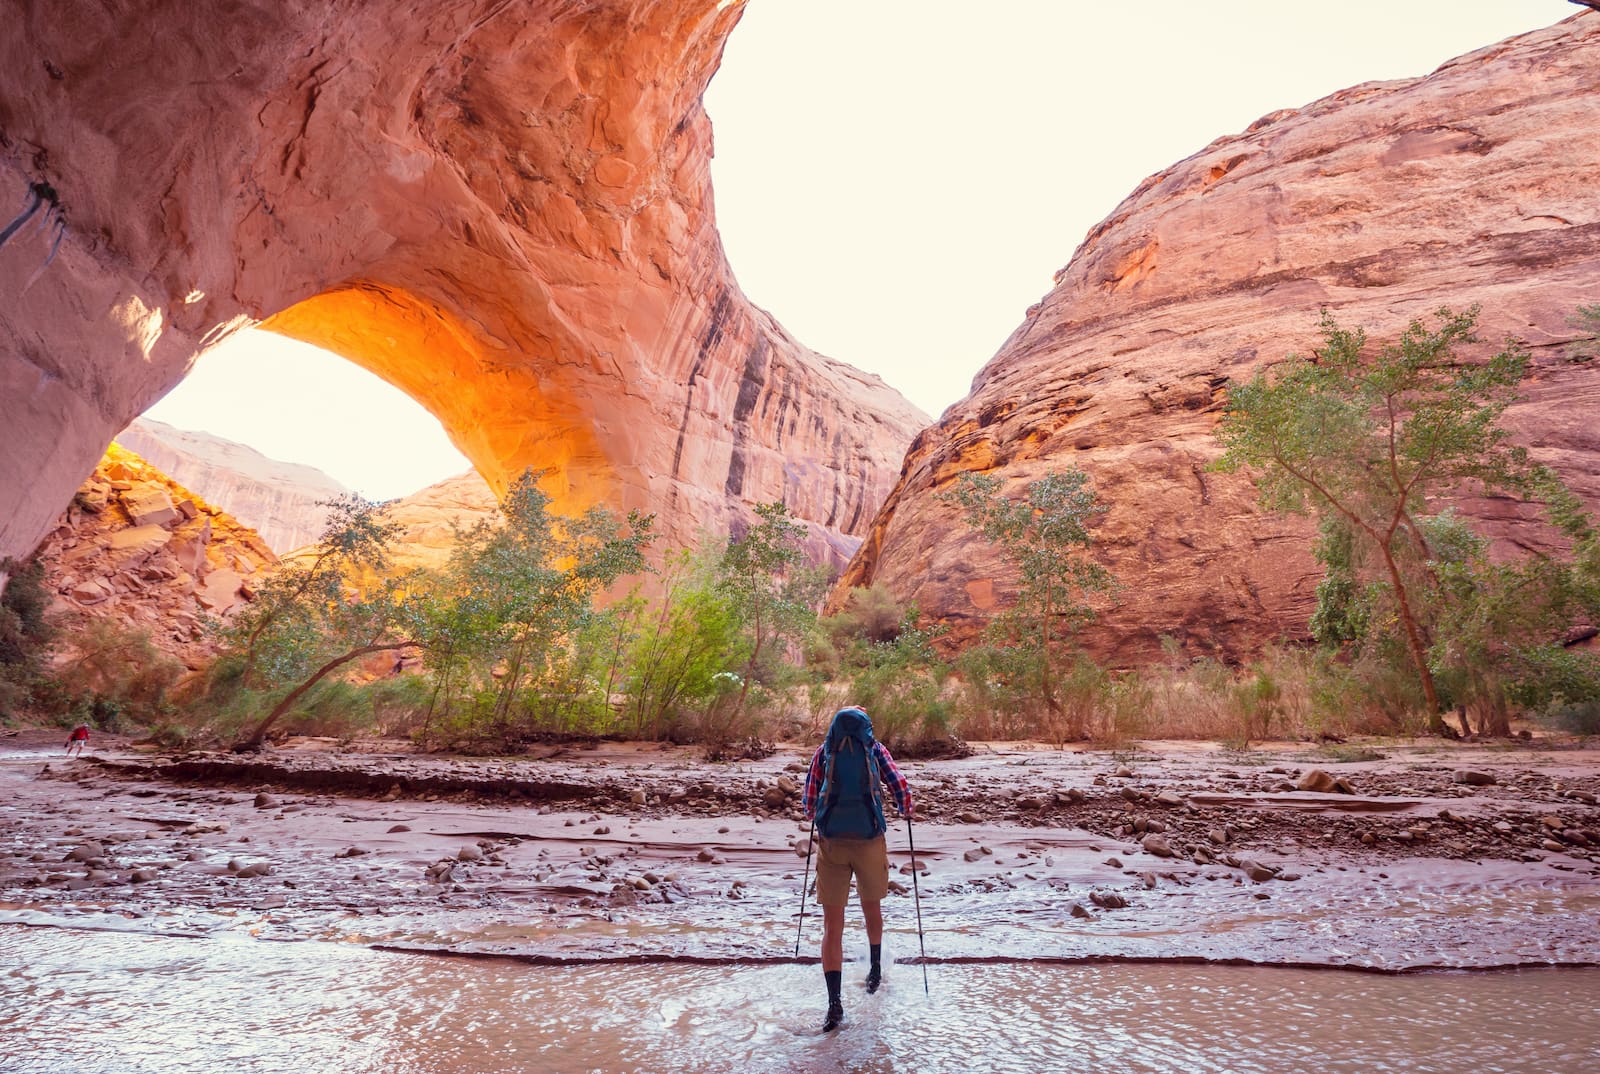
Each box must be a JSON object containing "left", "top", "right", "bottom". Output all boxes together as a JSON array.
[
  {"left": 225, "top": 495, "right": 404, "bottom": 690},
  {"left": 941, "top": 468, "right": 1114, "bottom": 720},
  {"left": 1425, "top": 473, "right": 1600, "bottom": 735},
  {"left": 715, "top": 501, "right": 824, "bottom": 722},
  {"left": 427, "top": 471, "right": 653, "bottom": 744},
  {"left": 1213, "top": 307, "right": 1531, "bottom": 732},
  {"left": 620, "top": 549, "right": 743, "bottom": 738},
  {"left": 1568, "top": 303, "right": 1600, "bottom": 362}
]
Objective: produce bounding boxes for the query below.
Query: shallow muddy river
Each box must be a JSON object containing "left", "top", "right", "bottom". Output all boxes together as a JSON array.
[{"left": 4, "top": 925, "right": 1597, "bottom": 1074}]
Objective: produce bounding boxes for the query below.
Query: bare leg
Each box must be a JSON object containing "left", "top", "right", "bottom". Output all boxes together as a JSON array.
[
  {"left": 821, "top": 902, "right": 846, "bottom": 972},
  {"left": 861, "top": 899, "right": 883, "bottom": 945}
]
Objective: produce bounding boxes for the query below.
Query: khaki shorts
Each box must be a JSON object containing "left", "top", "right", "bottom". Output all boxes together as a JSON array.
[{"left": 815, "top": 833, "right": 890, "bottom": 906}]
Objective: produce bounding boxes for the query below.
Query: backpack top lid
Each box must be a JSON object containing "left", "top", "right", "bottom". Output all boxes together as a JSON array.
[{"left": 826, "top": 706, "right": 874, "bottom": 748}]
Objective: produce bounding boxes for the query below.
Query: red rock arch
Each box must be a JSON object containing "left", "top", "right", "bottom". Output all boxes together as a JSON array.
[{"left": 0, "top": 0, "right": 925, "bottom": 575}]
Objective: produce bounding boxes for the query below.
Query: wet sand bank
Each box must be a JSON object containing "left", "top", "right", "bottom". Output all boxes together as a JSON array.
[{"left": 3, "top": 733, "right": 1597, "bottom": 971}]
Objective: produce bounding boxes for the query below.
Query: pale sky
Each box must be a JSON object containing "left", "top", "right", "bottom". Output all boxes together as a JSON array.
[{"left": 144, "top": 0, "right": 1575, "bottom": 499}]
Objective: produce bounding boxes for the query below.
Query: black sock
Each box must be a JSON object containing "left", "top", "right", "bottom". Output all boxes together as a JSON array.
[
  {"left": 870, "top": 944, "right": 882, "bottom": 970},
  {"left": 825, "top": 970, "right": 842, "bottom": 1004}
]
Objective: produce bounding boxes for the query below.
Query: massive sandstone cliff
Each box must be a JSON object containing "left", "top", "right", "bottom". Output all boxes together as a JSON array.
[
  {"left": 840, "top": 14, "right": 1600, "bottom": 664},
  {"left": 114, "top": 418, "right": 352, "bottom": 555},
  {"left": 0, "top": 1, "right": 925, "bottom": 585}
]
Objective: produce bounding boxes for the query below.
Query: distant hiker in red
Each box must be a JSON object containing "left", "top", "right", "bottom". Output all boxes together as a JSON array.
[
  {"left": 65, "top": 724, "right": 90, "bottom": 757},
  {"left": 802, "top": 705, "right": 913, "bottom": 1033}
]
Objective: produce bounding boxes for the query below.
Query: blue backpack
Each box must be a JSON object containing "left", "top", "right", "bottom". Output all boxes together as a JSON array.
[{"left": 817, "top": 707, "right": 887, "bottom": 839}]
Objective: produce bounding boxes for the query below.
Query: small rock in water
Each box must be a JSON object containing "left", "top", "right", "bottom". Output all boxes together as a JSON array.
[
  {"left": 1154, "top": 791, "right": 1185, "bottom": 808},
  {"left": 67, "top": 842, "right": 105, "bottom": 863},
  {"left": 696, "top": 848, "right": 717, "bottom": 862},
  {"left": 457, "top": 845, "right": 482, "bottom": 861},
  {"left": 253, "top": 793, "right": 279, "bottom": 810},
  {"left": 1114, "top": 766, "right": 1134, "bottom": 779},
  {"left": 956, "top": 811, "right": 982, "bottom": 824},
  {"left": 235, "top": 862, "right": 272, "bottom": 878},
  {"left": 387, "top": 824, "right": 411, "bottom": 834},
  {"left": 1453, "top": 770, "right": 1496, "bottom": 787},
  {"left": 1240, "top": 860, "right": 1277, "bottom": 882},
  {"left": 1069, "top": 902, "right": 1093, "bottom": 920},
  {"left": 1089, "top": 891, "right": 1129, "bottom": 909},
  {"left": 129, "top": 868, "right": 158, "bottom": 883},
  {"left": 1104, "top": 857, "right": 1123, "bottom": 869}
]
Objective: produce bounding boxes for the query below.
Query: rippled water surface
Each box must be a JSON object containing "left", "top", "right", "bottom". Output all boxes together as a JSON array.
[{"left": 3, "top": 925, "right": 1597, "bottom": 1074}]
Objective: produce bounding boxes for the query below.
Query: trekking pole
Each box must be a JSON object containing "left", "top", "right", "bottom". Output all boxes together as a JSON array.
[
  {"left": 906, "top": 815, "right": 929, "bottom": 995},
  {"left": 794, "top": 816, "right": 816, "bottom": 958}
]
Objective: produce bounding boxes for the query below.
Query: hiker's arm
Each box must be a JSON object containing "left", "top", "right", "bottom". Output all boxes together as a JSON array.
[
  {"left": 874, "top": 743, "right": 913, "bottom": 819},
  {"left": 801, "top": 746, "right": 824, "bottom": 819}
]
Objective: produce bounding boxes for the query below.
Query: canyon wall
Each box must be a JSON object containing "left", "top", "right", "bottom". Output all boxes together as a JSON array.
[
  {"left": 841, "top": 14, "right": 1600, "bottom": 664},
  {"left": 114, "top": 418, "right": 352, "bottom": 555},
  {"left": 0, "top": 0, "right": 925, "bottom": 584}
]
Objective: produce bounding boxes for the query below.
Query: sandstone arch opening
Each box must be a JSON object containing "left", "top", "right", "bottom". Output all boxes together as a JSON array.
[{"left": 262, "top": 283, "right": 614, "bottom": 521}]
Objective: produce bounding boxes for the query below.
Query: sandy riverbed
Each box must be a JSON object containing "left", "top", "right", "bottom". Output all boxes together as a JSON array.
[{"left": 2, "top": 731, "right": 1597, "bottom": 971}]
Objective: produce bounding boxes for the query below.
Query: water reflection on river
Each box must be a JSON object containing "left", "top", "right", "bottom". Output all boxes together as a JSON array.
[{"left": 3, "top": 925, "right": 1596, "bottom": 1074}]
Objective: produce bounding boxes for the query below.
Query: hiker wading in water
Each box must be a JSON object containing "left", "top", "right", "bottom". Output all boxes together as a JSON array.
[{"left": 803, "top": 705, "right": 913, "bottom": 1032}]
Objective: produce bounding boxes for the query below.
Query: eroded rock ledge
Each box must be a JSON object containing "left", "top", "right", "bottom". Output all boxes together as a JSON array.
[{"left": 0, "top": 1, "right": 925, "bottom": 576}]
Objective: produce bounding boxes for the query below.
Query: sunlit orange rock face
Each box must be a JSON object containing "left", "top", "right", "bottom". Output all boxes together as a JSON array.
[
  {"left": 841, "top": 15, "right": 1600, "bottom": 664},
  {"left": 0, "top": 1, "right": 925, "bottom": 578}
]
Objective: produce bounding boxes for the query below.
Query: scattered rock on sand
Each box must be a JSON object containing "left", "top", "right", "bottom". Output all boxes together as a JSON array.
[
  {"left": 1142, "top": 834, "right": 1175, "bottom": 858},
  {"left": 1454, "top": 770, "right": 1496, "bottom": 787},
  {"left": 1295, "top": 769, "right": 1355, "bottom": 794},
  {"left": 67, "top": 842, "right": 105, "bottom": 863}
]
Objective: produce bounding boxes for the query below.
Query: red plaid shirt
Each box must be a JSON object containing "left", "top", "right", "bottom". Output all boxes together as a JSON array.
[{"left": 802, "top": 740, "right": 912, "bottom": 821}]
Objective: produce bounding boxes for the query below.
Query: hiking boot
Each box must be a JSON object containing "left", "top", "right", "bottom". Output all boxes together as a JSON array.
[
  {"left": 823, "top": 1001, "right": 845, "bottom": 1032},
  {"left": 865, "top": 967, "right": 882, "bottom": 994}
]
